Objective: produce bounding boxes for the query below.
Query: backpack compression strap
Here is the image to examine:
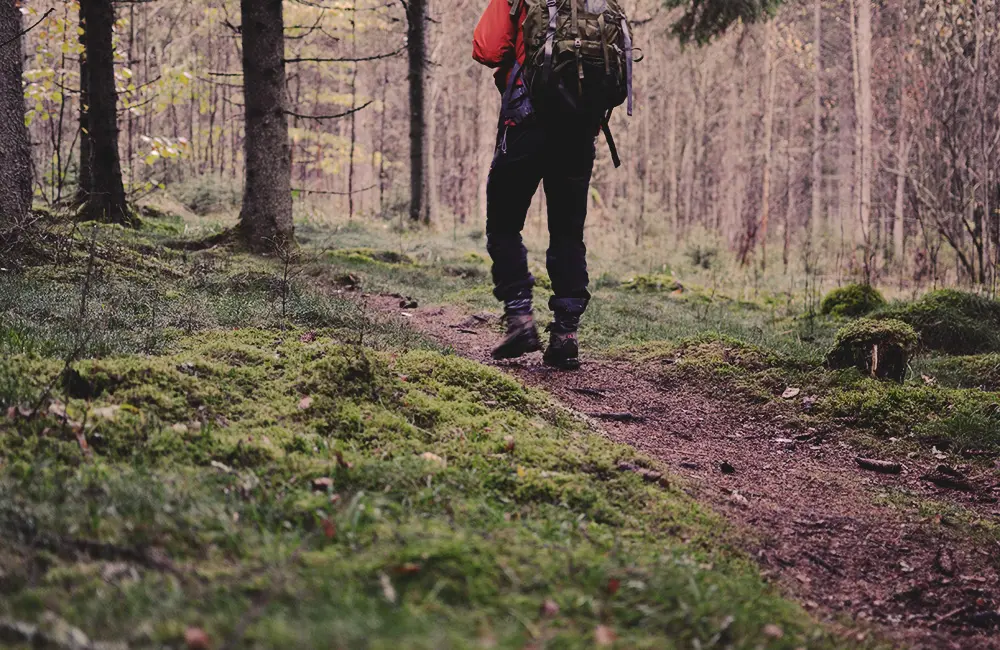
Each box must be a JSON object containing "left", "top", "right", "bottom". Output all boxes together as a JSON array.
[
  {"left": 602, "top": 109, "right": 621, "bottom": 168},
  {"left": 543, "top": 0, "right": 558, "bottom": 85},
  {"left": 621, "top": 19, "right": 633, "bottom": 116}
]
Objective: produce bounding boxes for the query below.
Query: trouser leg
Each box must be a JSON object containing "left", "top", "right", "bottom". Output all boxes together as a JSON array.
[
  {"left": 485, "top": 121, "right": 545, "bottom": 313},
  {"left": 543, "top": 125, "right": 596, "bottom": 332}
]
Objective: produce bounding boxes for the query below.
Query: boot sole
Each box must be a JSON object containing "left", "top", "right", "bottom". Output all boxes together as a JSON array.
[
  {"left": 543, "top": 354, "right": 581, "bottom": 371},
  {"left": 491, "top": 339, "right": 542, "bottom": 361}
]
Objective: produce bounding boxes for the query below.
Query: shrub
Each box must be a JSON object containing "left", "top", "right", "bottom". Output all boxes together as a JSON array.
[
  {"left": 877, "top": 289, "right": 1000, "bottom": 355},
  {"left": 820, "top": 283, "right": 886, "bottom": 318},
  {"left": 826, "top": 318, "right": 918, "bottom": 382}
]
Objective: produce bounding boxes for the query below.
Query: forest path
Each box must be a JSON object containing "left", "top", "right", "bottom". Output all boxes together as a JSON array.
[{"left": 369, "top": 295, "right": 1000, "bottom": 650}]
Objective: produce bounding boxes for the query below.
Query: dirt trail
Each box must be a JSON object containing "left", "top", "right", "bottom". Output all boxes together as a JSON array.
[{"left": 373, "top": 296, "right": 1000, "bottom": 650}]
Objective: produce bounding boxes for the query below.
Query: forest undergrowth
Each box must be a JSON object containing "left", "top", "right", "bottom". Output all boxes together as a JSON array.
[{"left": 0, "top": 211, "right": 870, "bottom": 649}]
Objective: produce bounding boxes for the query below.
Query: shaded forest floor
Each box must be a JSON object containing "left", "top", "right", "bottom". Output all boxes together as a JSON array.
[{"left": 1, "top": 208, "right": 999, "bottom": 648}]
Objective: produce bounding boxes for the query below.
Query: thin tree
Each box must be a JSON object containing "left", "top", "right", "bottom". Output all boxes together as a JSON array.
[
  {"left": 74, "top": 1, "right": 92, "bottom": 206},
  {"left": 406, "top": 0, "right": 427, "bottom": 223},
  {"left": 0, "top": 1, "right": 33, "bottom": 239},
  {"left": 79, "top": 0, "right": 133, "bottom": 225},
  {"left": 238, "top": 0, "right": 294, "bottom": 252}
]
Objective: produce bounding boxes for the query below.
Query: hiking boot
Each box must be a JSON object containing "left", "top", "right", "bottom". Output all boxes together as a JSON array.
[
  {"left": 492, "top": 313, "right": 542, "bottom": 360},
  {"left": 543, "top": 328, "right": 580, "bottom": 370}
]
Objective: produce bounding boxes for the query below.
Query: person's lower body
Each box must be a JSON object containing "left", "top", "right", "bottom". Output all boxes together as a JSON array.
[{"left": 484, "top": 114, "right": 596, "bottom": 368}]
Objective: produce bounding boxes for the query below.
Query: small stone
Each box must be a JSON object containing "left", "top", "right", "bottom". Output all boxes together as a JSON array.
[{"left": 762, "top": 623, "right": 784, "bottom": 639}]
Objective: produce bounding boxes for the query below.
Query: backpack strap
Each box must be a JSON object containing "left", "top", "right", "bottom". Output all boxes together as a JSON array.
[
  {"left": 542, "top": 0, "right": 558, "bottom": 85},
  {"left": 509, "top": 0, "right": 521, "bottom": 19},
  {"left": 570, "top": 0, "right": 584, "bottom": 96},
  {"left": 597, "top": 14, "right": 611, "bottom": 75},
  {"left": 602, "top": 109, "right": 621, "bottom": 168},
  {"left": 500, "top": 61, "right": 533, "bottom": 125},
  {"left": 621, "top": 18, "right": 633, "bottom": 116}
]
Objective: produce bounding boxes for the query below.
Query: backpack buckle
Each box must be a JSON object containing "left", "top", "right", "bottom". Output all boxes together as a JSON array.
[{"left": 574, "top": 38, "right": 582, "bottom": 49}]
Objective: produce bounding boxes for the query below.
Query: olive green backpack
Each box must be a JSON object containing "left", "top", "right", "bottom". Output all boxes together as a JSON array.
[{"left": 509, "top": 0, "right": 634, "bottom": 166}]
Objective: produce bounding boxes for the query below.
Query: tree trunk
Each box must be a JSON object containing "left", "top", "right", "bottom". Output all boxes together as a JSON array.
[
  {"left": 0, "top": 1, "right": 32, "bottom": 234},
  {"left": 75, "top": 2, "right": 92, "bottom": 204},
  {"left": 238, "top": 0, "right": 294, "bottom": 252},
  {"left": 79, "top": 0, "right": 133, "bottom": 225},
  {"left": 759, "top": 23, "right": 777, "bottom": 271},
  {"left": 810, "top": 0, "right": 823, "bottom": 243},
  {"left": 855, "top": 0, "right": 874, "bottom": 282},
  {"left": 407, "top": 0, "right": 427, "bottom": 223},
  {"left": 893, "top": 99, "right": 909, "bottom": 267}
]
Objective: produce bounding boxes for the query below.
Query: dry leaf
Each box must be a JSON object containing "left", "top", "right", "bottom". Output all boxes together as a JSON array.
[
  {"left": 606, "top": 577, "right": 621, "bottom": 596},
  {"left": 420, "top": 452, "right": 447, "bottom": 467},
  {"left": 321, "top": 518, "right": 336, "bottom": 539},
  {"left": 595, "top": 625, "right": 616, "bottom": 646},
  {"left": 298, "top": 396, "right": 313, "bottom": 410},
  {"left": 781, "top": 387, "right": 801, "bottom": 399},
  {"left": 395, "top": 562, "right": 421, "bottom": 575},
  {"left": 762, "top": 624, "right": 784, "bottom": 639},
  {"left": 504, "top": 435, "right": 516, "bottom": 452},
  {"left": 210, "top": 460, "right": 233, "bottom": 473},
  {"left": 335, "top": 450, "right": 353, "bottom": 469},
  {"left": 184, "top": 627, "right": 212, "bottom": 650},
  {"left": 730, "top": 490, "right": 749, "bottom": 507},
  {"left": 380, "top": 573, "right": 397, "bottom": 603},
  {"left": 312, "top": 477, "right": 334, "bottom": 491}
]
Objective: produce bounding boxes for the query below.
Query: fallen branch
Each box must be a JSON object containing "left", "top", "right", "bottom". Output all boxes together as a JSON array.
[
  {"left": 855, "top": 457, "right": 902, "bottom": 474},
  {"left": 921, "top": 473, "right": 976, "bottom": 492},
  {"left": 570, "top": 387, "right": 607, "bottom": 398},
  {"left": 585, "top": 412, "right": 645, "bottom": 423}
]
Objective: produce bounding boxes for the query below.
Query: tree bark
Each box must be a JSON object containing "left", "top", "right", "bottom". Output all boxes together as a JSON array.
[
  {"left": 0, "top": 1, "right": 32, "bottom": 235},
  {"left": 79, "top": 0, "right": 133, "bottom": 225},
  {"left": 407, "top": 0, "right": 427, "bottom": 223},
  {"left": 238, "top": 0, "right": 294, "bottom": 252}
]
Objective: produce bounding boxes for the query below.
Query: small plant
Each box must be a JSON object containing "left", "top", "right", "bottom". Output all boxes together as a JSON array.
[
  {"left": 826, "top": 318, "right": 918, "bottom": 383},
  {"left": 685, "top": 243, "right": 718, "bottom": 270},
  {"left": 820, "top": 283, "right": 886, "bottom": 318}
]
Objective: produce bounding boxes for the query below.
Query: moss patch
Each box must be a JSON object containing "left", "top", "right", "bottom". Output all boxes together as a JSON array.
[
  {"left": 0, "top": 329, "right": 845, "bottom": 649},
  {"left": 826, "top": 318, "right": 917, "bottom": 382},
  {"left": 877, "top": 289, "right": 1000, "bottom": 355},
  {"left": 820, "top": 283, "right": 886, "bottom": 318}
]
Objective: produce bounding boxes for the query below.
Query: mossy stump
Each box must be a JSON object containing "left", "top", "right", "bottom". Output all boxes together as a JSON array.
[
  {"left": 820, "top": 283, "right": 886, "bottom": 318},
  {"left": 826, "top": 318, "right": 918, "bottom": 383}
]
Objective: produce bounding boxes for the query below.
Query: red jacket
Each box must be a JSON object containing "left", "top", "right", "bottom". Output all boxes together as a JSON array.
[{"left": 472, "top": 0, "right": 526, "bottom": 91}]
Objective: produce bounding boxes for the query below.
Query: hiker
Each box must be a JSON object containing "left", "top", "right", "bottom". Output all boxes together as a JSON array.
[{"left": 472, "top": 0, "right": 632, "bottom": 370}]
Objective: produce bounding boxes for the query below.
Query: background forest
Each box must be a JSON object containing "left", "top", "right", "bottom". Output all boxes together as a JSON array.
[{"left": 15, "top": 0, "right": 1000, "bottom": 292}]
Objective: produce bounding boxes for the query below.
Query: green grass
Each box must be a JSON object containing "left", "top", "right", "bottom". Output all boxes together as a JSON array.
[{"left": 0, "top": 214, "right": 851, "bottom": 648}]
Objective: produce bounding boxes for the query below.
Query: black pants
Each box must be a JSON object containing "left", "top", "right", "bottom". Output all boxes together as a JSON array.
[{"left": 485, "top": 113, "right": 596, "bottom": 329}]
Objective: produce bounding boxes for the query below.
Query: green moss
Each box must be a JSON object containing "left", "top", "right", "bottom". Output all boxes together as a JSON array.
[
  {"left": 820, "top": 283, "right": 886, "bottom": 318},
  {"left": 622, "top": 274, "right": 684, "bottom": 293},
  {"left": 327, "top": 248, "right": 413, "bottom": 266},
  {"left": 877, "top": 289, "right": 1000, "bottom": 355},
  {"left": 826, "top": 318, "right": 917, "bottom": 382},
  {"left": 918, "top": 353, "right": 1000, "bottom": 391},
  {"left": 0, "top": 325, "right": 846, "bottom": 648}
]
